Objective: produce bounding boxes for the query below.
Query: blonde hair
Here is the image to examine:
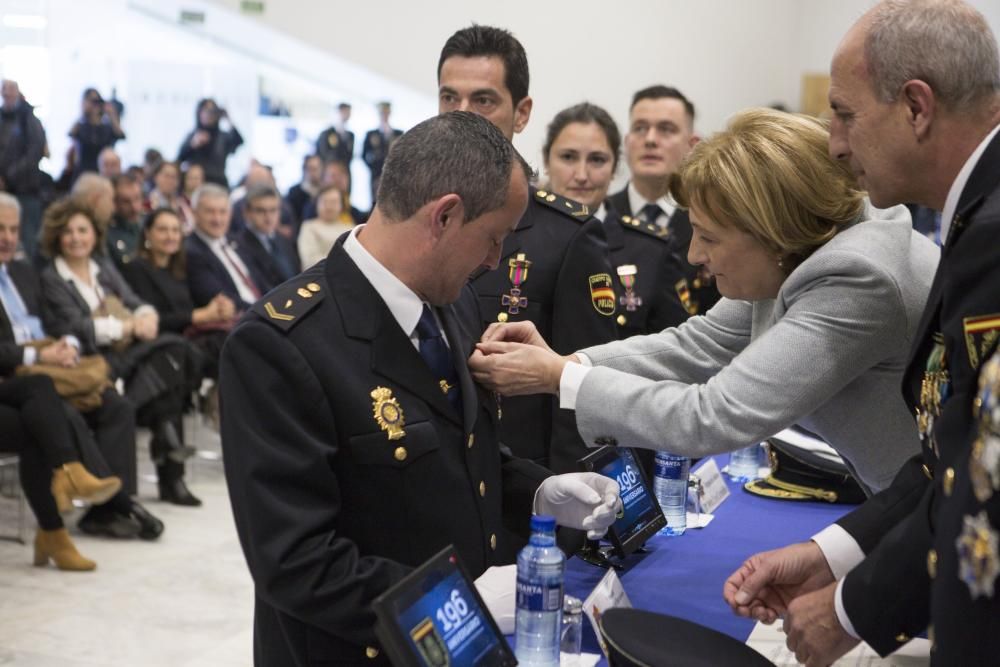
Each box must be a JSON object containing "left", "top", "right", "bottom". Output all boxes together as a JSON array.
[{"left": 672, "top": 108, "right": 866, "bottom": 269}]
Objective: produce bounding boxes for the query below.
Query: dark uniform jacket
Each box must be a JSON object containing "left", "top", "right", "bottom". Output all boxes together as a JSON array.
[
  {"left": 603, "top": 208, "right": 690, "bottom": 339},
  {"left": 470, "top": 189, "right": 618, "bottom": 473},
  {"left": 220, "top": 246, "right": 552, "bottom": 666},
  {"left": 836, "top": 129, "right": 1000, "bottom": 659},
  {"left": 316, "top": 126, "right": 354, "bottom": 166},
  {"left": 607, "top": 186, "right": 721, "bottom": 315},
  {"left": 361, "top": 128, "right": 402, "bottom": 179}
]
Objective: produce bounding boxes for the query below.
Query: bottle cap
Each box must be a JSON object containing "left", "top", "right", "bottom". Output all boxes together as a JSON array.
[
  {"left": 563, "top": 595, "right": 583, "bottom": 614},
  {"left": 530, "top": 514, "right": 556, "bottom": 533}
]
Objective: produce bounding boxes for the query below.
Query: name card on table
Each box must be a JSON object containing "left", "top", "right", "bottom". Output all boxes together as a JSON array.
[
  {"left": 691, "top": 458, "right": 730, "bottom": 514},
  {"left": 583, "top": 568, "right": 632, "bottom": 660}
]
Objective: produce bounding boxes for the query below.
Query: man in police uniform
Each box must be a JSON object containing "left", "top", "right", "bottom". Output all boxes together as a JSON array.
[
  {"left": 361, "top": 101, "right": 402, "bottom": 205},
  {"left": 220, "top": 112, "right": 620, "bottom": 666},
  {"left": 723, "top": 2, "right": 1000, "bottom": 663},
  {"left": 315, "top": 102, "right": 354, "bottom": 168},
  {"left": 606, "top": 85, "right": 720, "bottom": 316},
  {"left": 437, "top": 25, "right": 618, "bottom": 474}
]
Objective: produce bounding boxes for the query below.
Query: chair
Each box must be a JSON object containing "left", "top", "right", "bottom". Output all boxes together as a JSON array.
[{"left": 0, "top": 454, "right": 27, "bottom": 545}]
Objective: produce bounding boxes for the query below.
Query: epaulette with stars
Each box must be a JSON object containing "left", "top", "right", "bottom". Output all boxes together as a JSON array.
[
  {"left": 252, "top": 278, "right": 326, "bottom": 332},
  {"left": 620, "top": 214, "right": 671, "bottom": 242},
  {"left": 533, "top": 188, "right": 592, "bottom": 221}
]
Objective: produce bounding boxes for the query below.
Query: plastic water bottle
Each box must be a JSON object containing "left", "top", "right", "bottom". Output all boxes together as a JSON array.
[
  {"left": 728, "top": 443, "right": 762, "bottom": 482},
  {"left": 654, "top": 452, "right": 690, "bottom": 536},
  {"left": 515, "top": 515, "right": 564, "bottom": 667}
]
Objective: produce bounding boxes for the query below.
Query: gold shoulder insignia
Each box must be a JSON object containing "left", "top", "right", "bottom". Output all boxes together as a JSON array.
[
  {"left": 253, "top": 277, "right": 325, "bottom": 332},
  {"left": 621, "top": 215, "right": 671, "bottom": 242},
  {"left": 533, "top": 188, "right": 592, "bottom": 221}
]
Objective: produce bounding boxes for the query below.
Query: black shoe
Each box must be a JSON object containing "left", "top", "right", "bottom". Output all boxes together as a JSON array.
[
  {"left": 129, "top": 501, "right": 165, "bottom": 540},
  {"left": 159, "top": 478, "right": 202, "bottom": 507},
  {"left": 79, "top": 509, "right": 142, "bottom": 539}
]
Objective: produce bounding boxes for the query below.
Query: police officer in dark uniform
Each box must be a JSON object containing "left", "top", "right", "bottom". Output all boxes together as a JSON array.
[
  {"left": 361, "top": 101, "right": 402, "bottom": 205},
  {"left": 315, "top": 102, "right": 355, "bottom": 167},
  {"left": 606, "top": 85, "right": 720, "bottom": 316},
  {"left": 724, "top": 4, "right": 1000, "bottom": 664},
  {"left": 536, "top": 101, "right": 690, "bottom": 340},
  {"left": 438, "top": 26, "right": 619, "bottom": 474},
  {"left": 220, "top": 112, "right": 620, "bottom": 666}
]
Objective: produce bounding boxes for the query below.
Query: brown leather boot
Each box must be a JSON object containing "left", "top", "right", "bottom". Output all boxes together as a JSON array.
[
  {"left": 33, "top": 528, "right": 96, "bottom": 571},
  {"left": 50, "top": 462, "right": 122, "bottom": 514}
]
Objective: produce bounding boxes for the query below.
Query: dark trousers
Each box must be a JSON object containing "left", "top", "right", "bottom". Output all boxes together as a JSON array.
[
  {"left": 71, "top": 389, "right": 138, "bottom": 496},
  {"left": 0, "top": 375, "right": 77, "bottom": 530}
]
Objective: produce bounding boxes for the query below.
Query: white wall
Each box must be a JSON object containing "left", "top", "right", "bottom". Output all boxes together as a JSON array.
[{"left": 206, "top": 0, "right": 801, "bottom": 178}]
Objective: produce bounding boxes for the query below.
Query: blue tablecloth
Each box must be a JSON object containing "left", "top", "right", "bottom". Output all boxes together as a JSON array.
[{"left": 564, "top": 456, "right": 854, "bottom": 654}]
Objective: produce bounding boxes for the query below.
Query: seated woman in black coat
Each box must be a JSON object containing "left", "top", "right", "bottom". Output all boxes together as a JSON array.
[
  {"left": 121, "top": 208, "right": 235, "bottom": 381},
  {"left": 38, "top": 199, "right": 203, "bottom": 507}
]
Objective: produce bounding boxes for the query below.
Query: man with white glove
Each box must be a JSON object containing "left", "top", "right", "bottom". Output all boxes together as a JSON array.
[{"left": 534, "top": 472, "right": 622, "bottom": 539}]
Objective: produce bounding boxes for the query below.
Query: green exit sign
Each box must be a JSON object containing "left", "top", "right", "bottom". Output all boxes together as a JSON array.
[{"left": 240, "top": 0, "right": 265, "bottom": 14}]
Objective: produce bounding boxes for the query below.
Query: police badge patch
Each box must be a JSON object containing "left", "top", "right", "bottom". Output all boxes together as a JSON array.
[
  {"left": 963, "top": 314, "right": 1000, "bottom": 369},
  {"left": 588, "top": 273, "right": 616, "bottom": 316}
]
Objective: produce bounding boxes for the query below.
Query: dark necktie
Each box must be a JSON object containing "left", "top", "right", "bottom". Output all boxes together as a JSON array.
[
  {"left": 221, "top": 243, "right": 261, "bottom": 299},
  {"left": 415, "top": 305, "right": 462, "bottom": 415},
  {"left": 641, "top": 202, "right": 664, "bottom": 226}
]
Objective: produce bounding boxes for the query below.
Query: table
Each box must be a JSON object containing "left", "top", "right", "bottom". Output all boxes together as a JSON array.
[{"left": 564, "top": 456, "right": 854, "bottom": 654}]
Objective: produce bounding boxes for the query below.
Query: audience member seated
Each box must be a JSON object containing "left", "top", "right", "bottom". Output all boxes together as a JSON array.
[
  {"left": 146, "top": 161, "right": 194, "bottom": 232},
  {"left": 106, "top": 174, "right": 144, "bottom": 269},
  {"left": 301, "top": 160, "right": 368, "bottom": 225},
  {"left": 177, "top": 98, "right": 243, "bottom": 189},
  {"left": 97, "top": 147, "right": 122, "bottom": 179},
  {"left": 297, "top": 185, "right": 352, "bottom": 269},
  {"left": 0, "top": 375, "right": 119, "bottom": 570},
  {"left": 68, "top": 88, "right": 124, "bottom": 182},
  {"left": 228, "top": 162, "right": 295, "bottom": 238},
  {"left": 236, "top": 185, "right": 300, "bottom": 290},
  {"left": 70, "top": 172, "right": 115, "bottom": 241},
  {"left": 38, "top": 198, "right": 204, "bottom": 507},
  {"left": 185, "top": 184, "right": 267, "bottom": 312},
  {"left": 285, "top": 154, "right": 322, "bottom": 226},
  {"left": 122, "top": 208, "right": 235, "bottom": 380},
  {"left": 0, "top": 192, "right": 162, "bottom": 539},
  {"left": 141, "top": 148, "right": 164, "bottom": 194}
]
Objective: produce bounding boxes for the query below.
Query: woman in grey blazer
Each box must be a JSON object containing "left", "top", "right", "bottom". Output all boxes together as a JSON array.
[{"left": 470, "top": 108, "right": 939, "bottom": 494}]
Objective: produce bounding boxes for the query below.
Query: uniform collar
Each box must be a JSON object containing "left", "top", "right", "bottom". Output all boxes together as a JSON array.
[
  {"left": 627, "top": 181, "right": 676, "bottom": 220},
  {"left": 940, "top": 121, "right": 1000, "bottom": 244},
  {"left": 342, "top": 225, "right": 424, "bottom": 338}
]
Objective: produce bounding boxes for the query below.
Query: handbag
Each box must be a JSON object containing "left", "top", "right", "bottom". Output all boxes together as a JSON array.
[
  {"left": 743, "top": 435, "right": 867, "bottom": 504},
  {"left": 16, "top": 350, "right": 113, "bottom": 412}
]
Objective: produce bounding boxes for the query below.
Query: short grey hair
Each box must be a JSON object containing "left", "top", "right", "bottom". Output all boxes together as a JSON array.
[
  {"left": 191, "top": 183, "right": 230, "bottom": 210},
  {"left": 0, "top": 192, "right": 21, "bottom": 217},
  {"left": 866, "top": 0, "right": 1000, "bottom": 111},
  {"left": 70, "top": 172, "right": 112, "bottom": 198},
  {"left": 377, "top": 111, "right": 532, "bottom": 223}
]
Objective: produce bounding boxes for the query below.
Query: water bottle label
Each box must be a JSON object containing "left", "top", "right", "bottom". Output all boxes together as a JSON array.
[
  {"left": 654, "top": 456, "right": 688, "bottom": 480},
  {"left": 515, "top": 577, "right": 563, "bottom": 612}
]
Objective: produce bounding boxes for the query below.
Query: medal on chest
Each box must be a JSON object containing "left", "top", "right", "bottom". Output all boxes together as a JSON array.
[
  {"left": 917, "top": 334, "right": 951, "bottom": 457},
  {"left": 617, "top": 264, "right": 642, "bottom": 312},
  {"left": 501, "top": 253, "right": 531, "bottom": 315}
]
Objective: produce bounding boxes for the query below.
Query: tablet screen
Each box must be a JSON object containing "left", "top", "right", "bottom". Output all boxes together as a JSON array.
[{"left": 374, "top": 547, "right": 516, "bottom": 667}]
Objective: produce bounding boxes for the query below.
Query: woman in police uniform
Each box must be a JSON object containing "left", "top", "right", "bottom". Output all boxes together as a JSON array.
[{"left": 541, "top": 103, "right": 690, "bottom": 338}]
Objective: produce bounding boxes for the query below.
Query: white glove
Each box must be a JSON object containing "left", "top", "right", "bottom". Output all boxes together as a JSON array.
[{"left": 533, "top": 472, "right": 622, "bottom": 540}]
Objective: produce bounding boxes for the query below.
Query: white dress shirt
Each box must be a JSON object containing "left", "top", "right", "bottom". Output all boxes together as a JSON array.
[
  {"left": 195, "top": 229, "right": 259, "bottom": 305},
  {"left": 342, "top": 225, "right": 446, "bottom": 349},
  {"left": 628, "top": 181, "right": 677, "bottom": 229}
]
